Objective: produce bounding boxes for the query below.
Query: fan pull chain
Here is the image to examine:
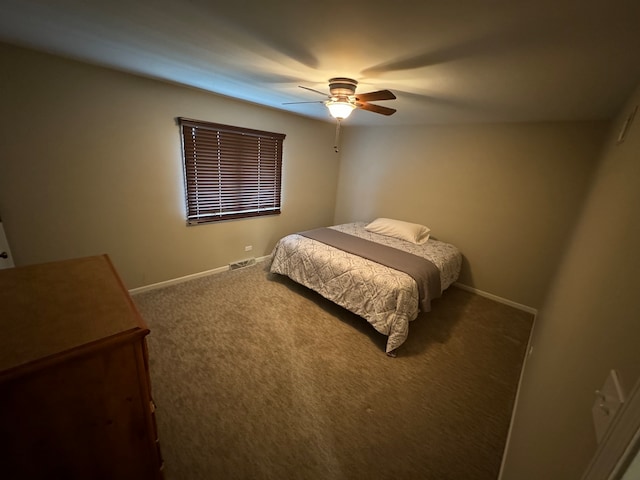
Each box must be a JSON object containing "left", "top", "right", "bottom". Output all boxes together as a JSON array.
[{"left": 334, "top": 120, "right": 341, "bottom": 153}]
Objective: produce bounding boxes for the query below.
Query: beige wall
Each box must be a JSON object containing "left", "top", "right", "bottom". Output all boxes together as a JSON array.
[
  {"left": 334, "top": 122, "right": 606, "bottom": 308},
  {"left": 3, "top": 39, "right": 639, "bottom": 480},
  {"left": 501, "top": 84, "right": 640, "bottom": 479},
  {"left": 0, "top": 43, "right": 339, "bottom": 288}
]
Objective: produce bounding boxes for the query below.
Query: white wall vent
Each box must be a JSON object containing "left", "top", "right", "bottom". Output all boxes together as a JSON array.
[{"left": 229, "top": 258, "right": 256, "bottom": 270}]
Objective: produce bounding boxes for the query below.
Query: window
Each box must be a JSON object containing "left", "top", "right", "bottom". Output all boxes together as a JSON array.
[{"left": 178, "top": 117, "right": 286, "bottom": 225}]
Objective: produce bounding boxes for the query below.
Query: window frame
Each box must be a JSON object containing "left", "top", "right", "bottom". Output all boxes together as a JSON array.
[{"left": 178, "top": 117, "right": 286, "bottom": 225}]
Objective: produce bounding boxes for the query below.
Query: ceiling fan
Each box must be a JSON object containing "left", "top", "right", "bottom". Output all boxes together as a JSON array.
[{"left": 284, "top": 77, "right": 397, "bottom": 120}]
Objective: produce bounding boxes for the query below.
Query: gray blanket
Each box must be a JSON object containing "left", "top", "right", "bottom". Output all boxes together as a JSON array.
[{"left": 299, "top": 227, "right": 441, "bottom": 312}]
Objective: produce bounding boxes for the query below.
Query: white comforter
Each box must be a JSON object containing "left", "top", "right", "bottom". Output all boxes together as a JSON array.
[{"left": 269, "top": 222, "right": 462, "bottom": 354}]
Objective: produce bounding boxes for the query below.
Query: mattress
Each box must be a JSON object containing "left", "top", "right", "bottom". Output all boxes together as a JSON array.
[{"left": 269, "top": 222, "right": 462, "bottom": 355}]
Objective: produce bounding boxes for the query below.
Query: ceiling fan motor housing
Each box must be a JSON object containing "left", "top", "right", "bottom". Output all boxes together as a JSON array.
[{"left": 329, "top": 77, "right": 358, "bottom": 98}]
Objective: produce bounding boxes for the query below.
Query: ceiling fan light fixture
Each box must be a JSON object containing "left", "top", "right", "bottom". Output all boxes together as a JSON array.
[{"left": 326, "top": 99, "right": 356, "bottom": 120}]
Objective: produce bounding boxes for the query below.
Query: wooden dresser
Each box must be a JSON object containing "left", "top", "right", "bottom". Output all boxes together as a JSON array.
[{"left": 0, "top": 255, "right": 163, "bottom": 479}]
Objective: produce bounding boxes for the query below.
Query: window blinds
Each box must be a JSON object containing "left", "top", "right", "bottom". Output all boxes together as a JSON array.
[{"left": 179, "top": 118, "right": 285, "bottom": 224}]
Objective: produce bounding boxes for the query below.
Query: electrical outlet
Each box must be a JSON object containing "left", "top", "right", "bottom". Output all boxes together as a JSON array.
[{"left": 244, "top": 245, "right": 253, "bottom": 252}]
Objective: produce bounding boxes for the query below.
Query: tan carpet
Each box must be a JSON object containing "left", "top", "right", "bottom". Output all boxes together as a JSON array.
[{"left": 133, "top": 262, "right": 533, "bottom": 480}]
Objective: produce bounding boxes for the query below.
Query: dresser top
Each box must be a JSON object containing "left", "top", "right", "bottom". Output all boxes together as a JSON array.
[{"left": 0, "top": 255, "right": 148, "bottom": 374}]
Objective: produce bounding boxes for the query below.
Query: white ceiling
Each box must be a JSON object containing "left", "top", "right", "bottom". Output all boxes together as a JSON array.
[{"left": 1, "top": 0, "right": 639, "bottom": 126}]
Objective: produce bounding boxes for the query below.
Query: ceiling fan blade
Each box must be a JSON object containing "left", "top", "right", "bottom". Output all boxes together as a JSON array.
[
  {"left": 282, "top": 100, "right": 324, "bottom": 105},
  {"left": 355, "top": 90, "right": 396, "bottom": 102},
  {"left": 299, "top": 85, "right": 329, "bottom": 97},
  {"left": 357, "top": 102, "right": 397, "bottom": 116}
]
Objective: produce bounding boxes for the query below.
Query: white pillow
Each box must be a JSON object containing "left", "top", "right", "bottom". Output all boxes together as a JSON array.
[{"left": 365, "top": 218, "right": 431, "bottom": 245}]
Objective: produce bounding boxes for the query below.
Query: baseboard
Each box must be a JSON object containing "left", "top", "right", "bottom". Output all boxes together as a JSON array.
[
  {"left": 132, "top": 269, "right": 538, "bottom": 313},
  {"left": 453, "top": 282, "right": 538, "bottom": 315},
  {"left": 460, "top": 281, "right": 539, "bottom": 479},
  {"left": 129, "top": 255, "right": 270, "bottom": 295},
  {"left": 496, "top": 309, "right": 537, "bottom": 480}
]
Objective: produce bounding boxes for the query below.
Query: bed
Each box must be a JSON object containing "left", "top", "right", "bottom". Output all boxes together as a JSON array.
[{"left": 269, "top": 219, "right": 462, "bottom": 355}]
